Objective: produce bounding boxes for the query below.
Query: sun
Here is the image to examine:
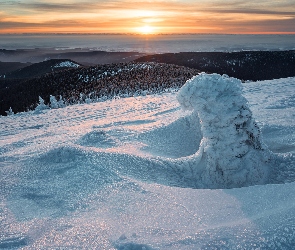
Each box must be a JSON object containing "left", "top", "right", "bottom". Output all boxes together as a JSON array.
[{"left": 137, "top": 25, "right": 155, "bottom": 35}]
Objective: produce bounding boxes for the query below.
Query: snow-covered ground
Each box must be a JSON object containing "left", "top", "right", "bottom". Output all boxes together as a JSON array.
[
  {"left": 53, "top": 61, "right": 80, "bottom": 68},
  {"left": 1, "top": 75, "right": 295, "bottom": 249}
]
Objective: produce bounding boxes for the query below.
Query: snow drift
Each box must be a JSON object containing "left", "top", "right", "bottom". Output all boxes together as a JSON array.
[{"left": 174, "top": 73, "right": 272, "bottom": 188}]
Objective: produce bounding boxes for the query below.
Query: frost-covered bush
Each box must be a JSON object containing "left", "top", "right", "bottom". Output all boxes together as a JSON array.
[{"left": 176, "top": 73, "right": 271, "bottom": 188}]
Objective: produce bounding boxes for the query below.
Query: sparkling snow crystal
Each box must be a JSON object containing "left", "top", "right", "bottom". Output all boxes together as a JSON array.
[{"left": 177, "top": 73, "right": 272, "bottom": 188}]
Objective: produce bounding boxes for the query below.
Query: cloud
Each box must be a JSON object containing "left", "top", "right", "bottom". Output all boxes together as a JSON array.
[
  {"left": 1, "top": 1, "right": 21, "bottom": 5},
  {"left": 202, "top": 8, "right": 295, "bottom": 16},
  {"left": 233, "top": 17, "right": 295, "bottom": 33},
  {"left": 1, "top": 0, "right": 295, "bottom": 33},
  {"left": 2, "top": 0, "right": 192, "bottom": 14}
]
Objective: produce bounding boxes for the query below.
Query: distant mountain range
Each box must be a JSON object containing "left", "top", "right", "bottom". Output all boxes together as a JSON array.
[
  {"left": 0, "top": 49, "right": 146, "bottom": 65},
  {"left": 135, "top": 50, "right": 295, "bottom": 81},
  {"left": 1, "top": 50, "right": 295, "bottom": 116}
]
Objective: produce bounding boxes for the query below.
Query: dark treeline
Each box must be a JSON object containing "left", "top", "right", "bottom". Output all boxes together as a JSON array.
[
  {"left": 135, "top": 51, "right": 295, "bottom": 81},
  {"left": 0, "top": 61, "right": 32, "bottom": 75},
  {"left": 0, "top": 62, "right": 200, "bottom": 115}
]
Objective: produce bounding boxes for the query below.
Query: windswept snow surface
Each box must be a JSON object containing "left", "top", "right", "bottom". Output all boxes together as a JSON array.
[{"left": 1, "top": 76, "right": 295, "bottom": 249}]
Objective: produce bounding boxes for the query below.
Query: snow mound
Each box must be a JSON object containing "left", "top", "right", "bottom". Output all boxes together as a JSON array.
[
  {"left": 53, "top": 61, "right": 80, "bottom": 68},
  {"left": 175, "top": 73, "right": 272, "bottom": 188}
]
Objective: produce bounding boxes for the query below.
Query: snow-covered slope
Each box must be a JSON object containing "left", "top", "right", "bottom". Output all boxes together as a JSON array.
[{"left": 1, "top": 76, "right": 295, "bottom": 249}]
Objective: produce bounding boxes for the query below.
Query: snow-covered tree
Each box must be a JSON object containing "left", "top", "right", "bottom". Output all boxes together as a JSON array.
[
  {"left": 35, "top": 96, "right": 49, "bottom": 111},
  {"left": 57, "top": 95, "right": 66, "bottom": 108},
  {"left": 79, "top": 93, "right": 86, "bottom": 103},
  {"left": 49, "top": 95, "right": 59, "bottom": 109},
  {"left": 176, "top": 73, "right": 272, "bottom": 188},
  {"left": 85, "top": 94, "right": 92, "bottom": 104},
  {"left": 5, "top": 107, "right": 14, "bottom": 116}
]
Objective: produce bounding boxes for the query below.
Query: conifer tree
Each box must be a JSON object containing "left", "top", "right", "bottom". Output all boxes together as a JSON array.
[
  {"left": 35, "top": 96, "right": 49, "bottom": 111},
  {"left": 50, "top": 95, "right": 59, "bottom": 109},
  {"left": 5, "top": 107, "right": 14, "bottom": 116}
]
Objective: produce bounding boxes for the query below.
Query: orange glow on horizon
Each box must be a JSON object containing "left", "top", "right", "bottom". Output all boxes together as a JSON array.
[
  {"left": 1, "top": 29, "right": 295, "bottom": 35},
  {"left": 135, "top": 25, "right": 156, "bottom": 34},
  {"left": 0, "top": 1, "right": 294, "bottom": 35}
]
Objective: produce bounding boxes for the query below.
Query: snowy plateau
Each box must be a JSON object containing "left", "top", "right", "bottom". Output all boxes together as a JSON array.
[{"left": 1, "top": 74, "right": 295, "bottom": 249}]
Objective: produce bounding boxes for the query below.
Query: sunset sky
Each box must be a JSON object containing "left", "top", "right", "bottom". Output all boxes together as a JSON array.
[{"left": 1, "top": 0, "right": 295, "bottom": 34}]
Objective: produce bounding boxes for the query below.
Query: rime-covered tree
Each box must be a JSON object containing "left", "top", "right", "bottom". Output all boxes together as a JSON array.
[
  {"left": 176, "top": 73, "right": 272, "bottom": 188},
  {"left": 35, "top": 96, "right": 49, "bottom": 112},
  {"left": 5, "top": 107, "right": 14, "bottom": 116},
  {"left": 50, "top": 95, "right": 59, "bottom": 109},
  {"left": 57, "top": 95, "right": 66, "bottom": 108}
]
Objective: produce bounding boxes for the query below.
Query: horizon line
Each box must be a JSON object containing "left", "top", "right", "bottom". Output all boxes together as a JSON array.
[{"left": 1, "top": 32, "right": 295, "bottom": 36}]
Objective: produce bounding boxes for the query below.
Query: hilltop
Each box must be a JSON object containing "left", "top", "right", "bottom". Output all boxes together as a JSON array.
[
  {"left": 0, "top": 60, "right": 199, "bottom": 115},
  {"left": 2, "top": 59, "right": 80, "bottom": 79}
]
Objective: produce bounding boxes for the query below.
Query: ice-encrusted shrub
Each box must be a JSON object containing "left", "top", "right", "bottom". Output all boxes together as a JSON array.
[{"left": 177, "top": 73, "right": 272, "bottom": 188}]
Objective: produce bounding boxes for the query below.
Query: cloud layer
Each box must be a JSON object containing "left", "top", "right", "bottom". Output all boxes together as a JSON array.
[{"left": 1, "top": 0, "right": 295, "bottom": 33}]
